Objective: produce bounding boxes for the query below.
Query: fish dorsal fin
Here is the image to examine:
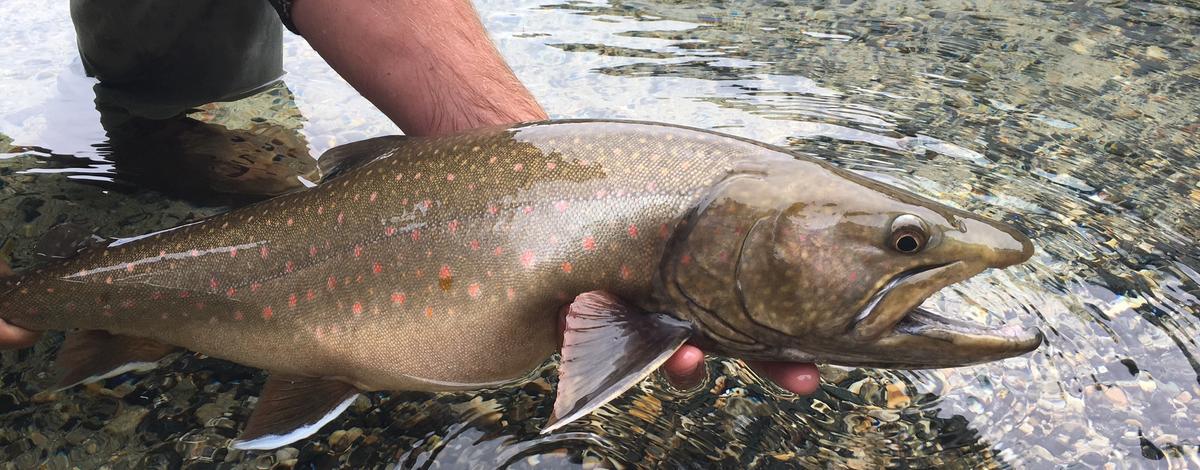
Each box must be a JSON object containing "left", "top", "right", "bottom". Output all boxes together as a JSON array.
[
  {"left": 543, "top": 291, "right": 694, "bottom": 434},
  {"left": 231, "top": 374, "right": 360, "bottom": 450},
  {"left": 54, "top": 331, "right": 178, "bottom": 390},
  {"left": 317, "top": 135, "right": 408, "bottom": 181},
  {"left": 36, "top": 223, "right": 106, "bottom": 261}
]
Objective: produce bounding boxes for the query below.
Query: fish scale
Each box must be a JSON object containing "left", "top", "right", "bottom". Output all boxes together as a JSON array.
[{"left": 2, "top": 121, "right": 757, "bottom": 390}]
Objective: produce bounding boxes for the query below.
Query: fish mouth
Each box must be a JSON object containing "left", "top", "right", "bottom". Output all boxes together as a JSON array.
[{"left": 849, "top": 262, "right": 1043, "bottom": 364}]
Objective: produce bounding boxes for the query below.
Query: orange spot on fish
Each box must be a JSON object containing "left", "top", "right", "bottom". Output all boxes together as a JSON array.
[
  {"left": 620, "top": 264, "right": 632, "bottom": 280},
  {"left": 327, "top": 276, "right": 337, "bottom": 290},
  {"left": 628, "top": 224, "right": 639, "bottom": 238},
  {"left": 289, "top": 294, "right": 298, "bottom": 308},
  {"left": 520, "top": 250, "right": 535, "bottom": 268},
  {"left": 561, "top": 262, "right": 573, "bottom": 273},
  {"left": 251, "top": 282, "right": 262, "bottom": 292},
  {"left": 234, "top": 311, "right": 244, "bottom": 321},
  {"left": 385, "top": 226, "right": 397, "bottom": 236},
  {"left": 411, "top": 230, "right": 421, "bottom": 241},
  {"left": 262, "top": 306, "right": 273, "bottom": 320},
  {"left": 424, "top": 306, "right": 433, "bottom": 318},
  {"left": 354, "top": 245, "right": 363, "bottom": 258},
  {"left": 469, "top": 239, "right": 480, "bottom": 250},
  {"left": 413, "top": 172, "right": 422, "bottom": 180},
  {"left": 306, "top": 289, "right": 316, "bottom": 301},
  {"left": 286, "top": 260, "right": 295, "bottom": 273},
  {"left": 583, "top": 236, "right": 596, "bottom": 251},
  {"left": 392, "top": 292, "right": 406, "bottom": 304},
  {"left": 488, "top": 204, "right": 498, "bottom": 215},
  {"left": 448, "top": 220, "right": 459, "bottom": 233},
  {"left": 554, "top": 200, "right": 569, "bottom": 212},
  {"left": 352, "top": 302, "right": 363, "bottom": 315},
  {"left": 373, "top": 262, "right": 383, "bottom": 274},
  {"left": 659, "top": 223, "right": 670, "bottom": 239},
  {"left": 260, "top": 246, "right": 269, "bottom": 259},
  {"left": 681, "top": 254, "right": 692, "bottom": 265},
  {"left": 493, "top": 246, "right": 503, "bottom": 256},
  {"left": 467, "top": 283, "right": 481, "bottom": 298}
]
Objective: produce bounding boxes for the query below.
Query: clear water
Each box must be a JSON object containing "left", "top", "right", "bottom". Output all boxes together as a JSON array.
[{"left": 1, "top": 0, "right": 1198, "bottom": 468}]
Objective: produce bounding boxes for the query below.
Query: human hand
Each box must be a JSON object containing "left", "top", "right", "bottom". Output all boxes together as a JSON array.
[{"left": 0, "top": 319, "right": 39, "bottom": 350}]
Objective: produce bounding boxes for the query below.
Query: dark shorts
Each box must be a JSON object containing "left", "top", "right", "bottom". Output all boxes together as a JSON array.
[{"left": 70, "top": 0, "right": 285, "bottom": 119}]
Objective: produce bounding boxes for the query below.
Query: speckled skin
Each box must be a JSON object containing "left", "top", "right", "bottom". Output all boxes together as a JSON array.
[
  {"left": 0, "top": 120, "right": 1039, "bottom": 392},
  {"left": 1, "top": 121, "right": 782, "bottom": 390}
]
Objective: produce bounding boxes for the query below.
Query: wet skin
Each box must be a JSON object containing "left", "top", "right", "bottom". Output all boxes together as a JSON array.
[{"left": 0, "top": 120, "right": 1039, "bottom": 395}]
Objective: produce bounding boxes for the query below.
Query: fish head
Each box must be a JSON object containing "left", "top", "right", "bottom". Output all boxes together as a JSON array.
[{"left": 669, "top": 159, "right": 1042, "bottom": 368}]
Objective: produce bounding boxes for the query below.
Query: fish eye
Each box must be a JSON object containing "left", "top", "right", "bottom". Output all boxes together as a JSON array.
[{"left": 889, "top": 214, "right": 928, "bottom": 254}]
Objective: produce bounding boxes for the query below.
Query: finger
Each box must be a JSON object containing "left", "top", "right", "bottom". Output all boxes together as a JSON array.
[
  {"left": 662, "top": 344, "right": 706, "bottom": 390},
  {"left": 748, "top": 361, "right": 821, "bottom": 395},
  {"left": 0, "top": 319, "right": 41, "bottom": 350}
]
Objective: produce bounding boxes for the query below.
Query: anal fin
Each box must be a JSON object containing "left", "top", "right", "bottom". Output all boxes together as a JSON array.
[
  {"left": 54, "top": 330, "right": 178, "bottom": 390},
  {"left": 543, "top": 291, "right": 694, "bottom": 433},
  {"left": 231, "top": 374, "right": 360, "bottom": 450}
]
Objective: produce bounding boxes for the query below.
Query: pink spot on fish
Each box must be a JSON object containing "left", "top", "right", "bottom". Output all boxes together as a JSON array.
[
  {"left": 446, "top": 173, "right": 456, "bottom": 181},
  {"left": 289, "top": 294, "right": 298, "bottom": 308},
  {"left": 287, "top": 218, "right": 294, "bottom": 226},
  {"left": 467, "top": 283, "right": 480, "bottom": 298},
  {"left": 506, "top": 287, "right": 515, "bottom": 300},
  {"left": 230, "top": 247, "right": 238, "bottom": 258},
  {"left": 493, "top": 246, "right": 503, "bottom": 256},
  {"left": 628, "top": 224, "right": 639, "bottom": 239},
  {"left": 395, "top": 173, "right": 404, "bottom": 181},
  {"left": 520, "top": 250, "right": 535, "bottom": 268},
  {"left": 317, "top": 206, "right": 324, "bottom": 215},
  {"left": 190, "top": 249, "right": 200, "bottom": 257},
  {"left": 327, "top": 276, "right": 337, "bottom": 290},
  {"left": 488, "top": 156, "right": 497, "bottom": 164},
  {"left": 209, "top": 277, "right": 219, "bottom": 290},
  {"left": 306, "top": 289, "right": 316, "bottom": 301},
  {"left": 373, "top": 262, "right": 383, "bottom": 274},
  {"left": 659, "top": 223, "right": 670, "bottom": 239},
  {"left": 513, "top": 163, "right": 524, "bottom": 172},
  {"left": 234, "top": 311, "right": 244, "bottom": 321},
  {"left": 620, "top": 264, "right": 632, "bottom": 280},
  {"left": 448, "top": 220, "right": 459, "bottom": 233},
  {"left": 848, "top": 271, "right": 858, "bottom": 282},
  {"left": 561, "top": 262, "right": 573, "bottom": 273},
  {"left": 126, "top": 264, "right": 135, "bottom": 273},
  {"left": 488, "top": 204, "right": 498, "bottom": 215},
  {"left": 681, "top": 254, "right": 692, "bottom": 265},
  {"left": 385, "top": 226, "right": 397, "bottom": 236},
  {"left": 411, "top": 230, "right": 421, "bottom": 241},
  {"left": 260, "top": 246, "right": 270, "bottom": 259},
  {"left": 337, "top": 212, "right": 345, "bottom": 225},
  {"left": 179, "top": 291, "right": 190, "bottom": 298},
  {"left": 262, "top": 306, "right": 273, "bottom": 320},
  {"left": 439, "top": 265, "right": 452, "bottom": 279},
  {"left": 469, "top": 240, "right": 480, "bottom": 251},
  {"left": 352, "top": 302, "right": 363, "bottom": 315},
  {"left": 286, "top": 260, "right": 295, "bottom": 273},
  {"left": 354, "top": 245, "right": 363, "bottom": 258},
  {"left": 251, "top": 282, "right": 262, "bottom": 292},
  {"left": 370, "top": 192, "right": 378, "bottom": 202},
  {"left": 309, "top": 245, "right": 318, "bottom": 257},
  {"left": 583, "top": 236, "right": 596, "bottom": 251},
  {"left": 523, "top": 206, "right": 533, "bottom": 215},
  {"left": 413, "top": 172, "right": 422, "bottom": 180},
  {"left": 391, "top": 292, "right": 406, "bottom": 304},
  {"left": 546, "top": 162, "right": 557, "bottom": 170},
  {"left": 554, "top": 200, "right": 569, "bottom": 212}
]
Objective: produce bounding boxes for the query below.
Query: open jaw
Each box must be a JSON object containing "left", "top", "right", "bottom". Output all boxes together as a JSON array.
[{"left": 851, "top": 262, "right": 1043, "bottom": 363}]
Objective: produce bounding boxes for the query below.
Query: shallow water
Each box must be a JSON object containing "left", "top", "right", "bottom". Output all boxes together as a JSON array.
[{"left": 1, "top": 0, "right": 1198, "bottom": 468}]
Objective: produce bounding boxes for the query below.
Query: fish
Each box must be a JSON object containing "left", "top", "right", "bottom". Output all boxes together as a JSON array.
[{"left": 0, "top": 120, "right": 1042, "bottom": 450}]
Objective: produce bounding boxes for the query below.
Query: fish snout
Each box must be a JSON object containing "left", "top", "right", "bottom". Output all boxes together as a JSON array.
[{"left": 947, "top": 218, "right": 1034, "bottom": 269}]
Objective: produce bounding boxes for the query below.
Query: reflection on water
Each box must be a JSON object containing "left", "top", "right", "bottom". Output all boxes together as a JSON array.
[{"left": 1, "top": 0, "right": 1198, "bottom": 468}]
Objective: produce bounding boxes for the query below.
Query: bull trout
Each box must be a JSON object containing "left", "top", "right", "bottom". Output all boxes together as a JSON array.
[{"left": 0, "top": 120, "right": 1042, "bottom": 449}]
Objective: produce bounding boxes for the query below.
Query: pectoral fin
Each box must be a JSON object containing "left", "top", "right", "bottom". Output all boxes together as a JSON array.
[
  {"left": 231, "top": 374, "right": 360, "bottom": 450},
  {"left": 543, "top": 291, "right": 694, "bottom": 434},
  {"left": 53, "top": 331, "right": 178, "bottom": 390}
]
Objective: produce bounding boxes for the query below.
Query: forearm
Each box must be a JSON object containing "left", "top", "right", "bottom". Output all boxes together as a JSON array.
[{"left": 292, "top": 0, "right": 547, "bottom": 136}]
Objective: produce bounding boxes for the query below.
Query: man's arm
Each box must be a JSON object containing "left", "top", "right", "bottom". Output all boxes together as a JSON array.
[{"left": 291, "top": 0, "right": 547, "bottom": 136}]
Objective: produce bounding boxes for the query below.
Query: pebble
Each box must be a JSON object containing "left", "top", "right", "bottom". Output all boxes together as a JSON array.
[
  {"left": 103, "top": 406, "right": 149, "bottom": 435},
  {"left": 1103, "top": 386, "right": 1129, "bottom": 408},
  {"left": 1146, "top": 46, "right": 1168, "bottom": 61}
]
